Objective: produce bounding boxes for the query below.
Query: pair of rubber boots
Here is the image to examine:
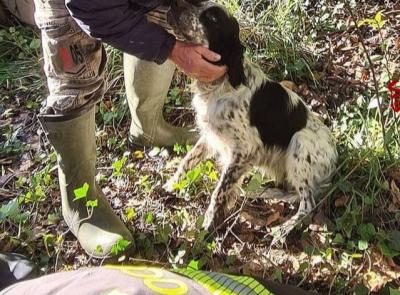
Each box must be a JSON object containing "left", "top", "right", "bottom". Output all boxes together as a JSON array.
[
  {"left": 40, "top": 57, "right": 196, "bottom": 258},
  {"left": 2, "top": 0, "right": 196, "bottom": 258},
  {"left": 39, "top": 55, "right": 196, "bottom": 258}
]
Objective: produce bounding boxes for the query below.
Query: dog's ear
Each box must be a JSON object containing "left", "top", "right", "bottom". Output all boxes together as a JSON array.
[{"left": 225, "top": 41, "right": 246, "bottom": 88}]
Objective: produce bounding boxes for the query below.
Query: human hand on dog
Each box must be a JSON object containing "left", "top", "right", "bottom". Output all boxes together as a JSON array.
[{"left": 169, "top": 40, "right": 227, "bottom": 82}]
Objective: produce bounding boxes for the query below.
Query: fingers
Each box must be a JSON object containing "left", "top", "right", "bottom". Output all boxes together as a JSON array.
[
  {"left": 195, "top": 46, "right": 221, "bottom": 63},
  {"left": 196, "top": 60, "right": 227, "bottom": 82},
  {"left": 169, "top": 41, "right": 227, "bottom": 82}
]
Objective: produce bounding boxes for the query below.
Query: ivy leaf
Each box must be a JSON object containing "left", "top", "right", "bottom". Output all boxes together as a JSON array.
[
  {"left": 0, "top": 198, "right": 18, "bottom": 220},
  {"left": 208, "top": 171, "right": 218, "bottom": 181},
  {"left": 29, "top": 38, "right": 41, "bottom": 49},
  {"left": 357, "top": 223, "right": 376, "bottom": 241},
  {"left": 110, "top": 238, "right": 131, "bottom": 256},
  {"left": 358, "top": 240, "right": 368, "bottom": 251},
  {"left": 125, "top": 208, "right": 136, "bottom": 221},
  {"left": 145, "top": 212, "right": 154, "bottom": 224},
  {"left": 73, "top": 183, "right": 89, "bottom": 201},
  {"left": 133, "top": 150, "right": 144, "bottom": 159},
  {"left": 387, "top": 230, "right": 400, "bottom": 252},
  {"left": 86, "top": 199, "right": 98, "bottom": 209},
  {"left": 188, "top": 259, "right": 200, "bottom": 270}
]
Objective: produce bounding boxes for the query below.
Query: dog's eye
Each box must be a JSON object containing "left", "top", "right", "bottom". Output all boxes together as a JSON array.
[
  {"left": 210, "top": 15, "right": 218, "bottom": 23},
  {"left": 205, "top": 12, "right": 218, "bottom": 23},
  {"left": 209, "top": 15, "right": 218, "bottom": 22}
]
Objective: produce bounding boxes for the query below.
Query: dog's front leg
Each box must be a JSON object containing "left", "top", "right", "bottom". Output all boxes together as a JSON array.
[
  {"left": 203, "top": 154, "right": 250, "bottom": 230},
  {"left": 164, "top": 137, "right": 207, "bottom": 192}
]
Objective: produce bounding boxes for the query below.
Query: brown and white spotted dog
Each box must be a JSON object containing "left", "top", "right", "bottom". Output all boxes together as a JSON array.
[{"left": 165, "top": 1, "right": 338, "bottom": 242}]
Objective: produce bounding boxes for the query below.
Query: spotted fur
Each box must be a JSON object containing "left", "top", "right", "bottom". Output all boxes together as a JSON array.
[{"left": 166, "top": 2, "right": 338, "bottom": 241}]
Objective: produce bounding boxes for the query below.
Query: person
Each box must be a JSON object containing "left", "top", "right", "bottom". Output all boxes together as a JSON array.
[
  {"left": 0, "top": 252, "right": 316, "bottom": 295},
  {"left": 0, "top": 0, "right": 227, "bottom": 258}
]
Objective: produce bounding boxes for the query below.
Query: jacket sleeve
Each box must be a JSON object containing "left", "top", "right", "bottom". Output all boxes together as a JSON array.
[{"left": 65, "top": 0, "right": 175, "bottom": 64}]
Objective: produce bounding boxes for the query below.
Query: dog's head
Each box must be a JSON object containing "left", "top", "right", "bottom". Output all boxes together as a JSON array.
[{"left": 168, "top": 1, "right": 246, "bottom": 88}]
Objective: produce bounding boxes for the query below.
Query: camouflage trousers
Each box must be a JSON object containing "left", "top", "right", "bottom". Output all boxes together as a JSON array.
[{"left": 27, "top": 0, "right": 173, "bottom": 114}]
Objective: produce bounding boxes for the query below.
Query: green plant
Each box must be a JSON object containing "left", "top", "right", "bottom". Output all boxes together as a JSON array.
[
  {"left": 112, "top": 156, "right": 127, "bottom": 178},
  {"left": 219, "top": 0, "right": 314, "bottom": 81},
  {"left": 110, "top": 238, "right": 131, "bottom": 256},
  {"left": 19, "top": 163, "right": 55, "bottom": 204},
  {"left": 0, "top": 198, "right": 29, "bottom": 224},
  {"left": 171, "top": 160, "right": 218, "bottom": 197},
  {"left": 173, "top": 143, "right": 193, "bottom": 155},
  {"left": 0, "top": 125, "right": 26, "bottom": 157},
  {"left": 73, "top": 182, "right": 98, "bottom": 210},
  {"left": 0, "top": 26, "right": 44, "bottom": 95}
]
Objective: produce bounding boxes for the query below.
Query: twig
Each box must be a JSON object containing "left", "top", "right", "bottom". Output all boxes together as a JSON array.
[
  {"left": 346, "top": 6, "right": 393, "bottom": 160},
  {"left": 221, "top": 194, "right": 249, "bottom": 243}
]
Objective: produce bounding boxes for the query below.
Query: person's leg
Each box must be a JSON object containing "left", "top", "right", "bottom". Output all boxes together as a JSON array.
[
  {"left": 0, "top": 1, "right": 9, "bottom": 26},
  {"left": 33, "top": 0, "right": 132, "bottom": 258},
  {"left": 1, "top": 0, "right": 35, "bottom": 26},
  {"left": 124, "top": 54, "right": 198, "bottom": 147}
]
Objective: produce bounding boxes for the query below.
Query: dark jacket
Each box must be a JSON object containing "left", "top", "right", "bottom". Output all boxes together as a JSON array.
[{"left": 65, "top": 0, "right": 175, "bottom": 64}]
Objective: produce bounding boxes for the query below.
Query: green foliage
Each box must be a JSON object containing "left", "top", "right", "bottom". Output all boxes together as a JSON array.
[
  {"left": 188, "top": 259, "right": 200, "bottom": 270},
  {"left": 167, "top": 87, "right": 183, "bottom": 106},
  {"left": 0, "top": 26, "right": 44, "bottom": 93},
  {"left": 125, "top": 208, "right": 136, "bottom": 221},
  {"left": 358, "top": 11, "right": 386, "bottom": 30},
  {"left": 112, "top": 156, "right": 127, "bottom": 177},
  {"left": 19, "top": 164, "right": 54, "bottom": 204},
  {"left": 219, "top": 0, "right": 314, "bottom": 80},
  {"left": 110, "top": 238, "right": 131, "bottom": 256},
  {"left": 171, "top": 160, "right": 218, "bottom": 197},
  {"left": 173, "top": 143, "right": 193, "bottom": 155},
  {"left": 73, "top": 183, "right": 90, "bottom": 201},
  {"left": 98, "top": 97, "right": 128, "bottom": 126},
  {"left": 144, "top": 212, "right": 154, "bottom": 224},
  {"left": 0, "top": 125, "right": 26, "bottom": 157},
  {"left": 73, "top": 183, "right": 99, "bottom": 210},
  {"left": 0, "top": 198, "right": 29, "bottom": 224}
]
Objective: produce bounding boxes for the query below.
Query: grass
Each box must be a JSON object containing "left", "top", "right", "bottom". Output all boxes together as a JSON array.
[{"left": 1, "top": 1, "right": 400, "bottom": 294}]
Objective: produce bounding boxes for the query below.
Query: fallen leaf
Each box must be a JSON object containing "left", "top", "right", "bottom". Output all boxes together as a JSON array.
[
  {"left": 19, "top": 159, "right": 33, "bottom": 172},
  {"left": 311, "top": 209, "right": 335, "bottom": 231},
  {"left": 390, "top": 180, "right": 400, "bottom": 205},
  {"left": 388, "top": 203, "right": 398, "bottom": 213},
  {"left": 238, "top": 232, "right": 255, "bottom": 243},
  {"left": 335, "top": 195, "right": 350, "bottom": 207},
  {"left": 266, "top": 211, "right": 281, "bottom": 226},
  {"left": 363, "top": 248, "right": 400, "bottom": 292},
  {"left": 389, "top": 170, "right": 400, "bottom": 186},
  {"left": 133, "top": 150, "right": 144, "bottom": 159},
  {"left": 269, "top": 203, "right": 285, "bottom": 214}
]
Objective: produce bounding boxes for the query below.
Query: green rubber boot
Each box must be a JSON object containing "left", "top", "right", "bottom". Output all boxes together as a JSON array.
[
  {"left": 38, "top": 105, "right": 133, "bottom": 258},
  {"left": 124, "top": 53, "right": 198, "bottom": 147}
]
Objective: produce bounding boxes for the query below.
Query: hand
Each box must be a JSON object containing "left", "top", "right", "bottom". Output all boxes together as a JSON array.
[{"left": 169, "top": 40, "right": 227, "bottom": 82}]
